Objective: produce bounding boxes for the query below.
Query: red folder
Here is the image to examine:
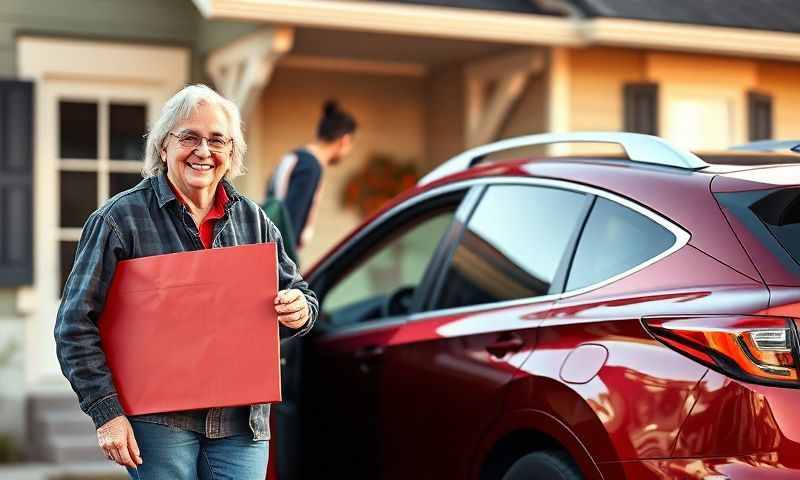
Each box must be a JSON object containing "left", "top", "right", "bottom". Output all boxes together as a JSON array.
[{"left": 99, "top": 243, "right": 281, "bottom": 415}]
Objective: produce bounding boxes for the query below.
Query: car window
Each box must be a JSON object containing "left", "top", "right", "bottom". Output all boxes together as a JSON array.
[
  {"left": 434, "top": 185, "right": 587, "bottom": 310},
  {"left": 716, "top": 187, "right": 800, "bottom": 277},
  {"left": 323, "top": 209, "right": 456, "bottom": 325},
  {"left": 566, "top": 197, "right": 676, "bottom": 291}
]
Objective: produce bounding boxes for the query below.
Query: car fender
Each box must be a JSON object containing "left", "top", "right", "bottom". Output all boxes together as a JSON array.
[{"left": 470, "top": 407, "right": 610, "bottom": 480}]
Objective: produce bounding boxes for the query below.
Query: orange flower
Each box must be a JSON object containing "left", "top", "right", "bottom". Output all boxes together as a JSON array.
[{"left": 341, "top": 153, "right": 420, "bottom": 218}]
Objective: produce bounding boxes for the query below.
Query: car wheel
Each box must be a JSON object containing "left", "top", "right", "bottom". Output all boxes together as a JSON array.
[{"left": 501, "top": 450, "right": 583, "bottom": 480}]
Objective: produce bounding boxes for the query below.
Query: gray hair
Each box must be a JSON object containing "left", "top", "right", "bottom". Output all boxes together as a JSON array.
[{"left": 142, "top": 84, "right": 247, "bottom": 179}]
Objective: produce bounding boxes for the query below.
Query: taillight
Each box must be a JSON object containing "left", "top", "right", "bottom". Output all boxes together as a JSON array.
[{"left": 643, "top": 315, "right": 800, "bottom": 387}]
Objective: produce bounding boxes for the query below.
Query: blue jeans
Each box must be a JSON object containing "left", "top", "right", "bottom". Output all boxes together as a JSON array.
[{"left": 126, "top": 421, "right": 268, "bottom": 480}]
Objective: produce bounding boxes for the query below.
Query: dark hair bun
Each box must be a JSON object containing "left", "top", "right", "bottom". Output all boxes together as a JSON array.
[
  {"left": 323, "top": 100, "right": 339, "bottom": 117},
  {"left": 317, "top": 100, "right": 357, "bottom": 142}
]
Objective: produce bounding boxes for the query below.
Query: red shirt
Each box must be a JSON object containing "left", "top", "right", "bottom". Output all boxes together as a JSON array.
[{"left": 168, "top": 180, "right": 229, "bottom": 249}]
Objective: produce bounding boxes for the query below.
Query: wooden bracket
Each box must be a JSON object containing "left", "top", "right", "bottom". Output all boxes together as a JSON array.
[
  {"left": 464, "top": 49, "right": 546, "bottom": 148},
  {"left": 206, "top": 27, "right": 294, "bottom": 118}
]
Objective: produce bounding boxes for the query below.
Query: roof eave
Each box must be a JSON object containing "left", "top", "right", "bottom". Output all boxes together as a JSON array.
[
  {"left": 192, "top": 0, "right": 582, "bottom": 46},
  {"left": 194, "top": 0, "right": 800, "bottom": 62},
  {"left": 584, "top": 18, "right": 800, "bottom": 62}
]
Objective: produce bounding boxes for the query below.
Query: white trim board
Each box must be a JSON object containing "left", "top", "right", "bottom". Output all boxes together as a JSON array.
[
  {"left": 18, "top": 37, "right": 189, "bottom": 86},
  {"left": 193, "top": 0, "right": 580, "bottom": 46}
]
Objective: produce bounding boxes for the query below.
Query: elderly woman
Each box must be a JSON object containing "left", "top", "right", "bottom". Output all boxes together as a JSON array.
[{"left": 54, "top": 84, "right": 317, "bottom": 479}]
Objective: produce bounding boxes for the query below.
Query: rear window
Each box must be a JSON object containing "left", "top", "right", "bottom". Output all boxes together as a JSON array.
[
  {"left": 716, "top": 188, "right": 800, "bottom": 268},
  {"left": 566, "top": 197, "right": 676, "bottom": 291}
]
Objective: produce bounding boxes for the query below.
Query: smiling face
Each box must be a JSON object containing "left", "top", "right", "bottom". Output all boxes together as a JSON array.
[{"left": 160, "top": 102, "right": 232, "bottom": 199}]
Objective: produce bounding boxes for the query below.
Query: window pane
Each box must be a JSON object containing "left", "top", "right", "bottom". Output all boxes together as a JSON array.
[
  {"left": 60, "top": 241, "right": 78, "bottom": 297},
  {"left": 436, "top": 186, "right": 586, "bottom": 310},
  {"left": 110, "top": 173, "right": 143, "bottom": 196},
  {"left": 60, "top": 172, "right": 97, "bottom": 228},
  {"left": 719, "top": 188, "right": 800, "bottom": 270},
  {"left": 567, "top": 198, "right": 675, "bottom": 291},
  {"left": 59, "top": 101, "right": 98, "bottom": 159},
  {"left": 324, "top": 210, "right": 455, "bottom": 325},
  {"left": 110, "top": 103, "right": 147, "bottom": 160}
]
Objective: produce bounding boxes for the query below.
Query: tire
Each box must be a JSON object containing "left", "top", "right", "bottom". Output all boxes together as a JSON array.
[{"left": 501, "top": 450, "right": 583, "bottom": 480}]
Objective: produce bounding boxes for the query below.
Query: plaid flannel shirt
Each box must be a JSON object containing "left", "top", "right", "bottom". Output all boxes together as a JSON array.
[{"left": 54, "top": 173, "right": 318, "bottom": 441}]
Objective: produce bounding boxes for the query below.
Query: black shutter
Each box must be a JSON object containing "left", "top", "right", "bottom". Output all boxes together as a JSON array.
[
  {"left": 748, "top": 91, "right": 773, "bottom": 141},
  {"left": 624, "top": 83, "right": 659, "bottom": 135},
  {"left": 0, "top": 80, "right": 34, "bottom": 286}
]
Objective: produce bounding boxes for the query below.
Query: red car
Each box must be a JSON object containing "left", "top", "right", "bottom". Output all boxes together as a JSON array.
[{"left": 274, "top": 132, "right": 800, "bottom": 480}]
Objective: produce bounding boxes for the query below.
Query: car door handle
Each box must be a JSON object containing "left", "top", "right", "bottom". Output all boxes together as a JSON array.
[
  {"left": 486, "top": 335, "right": 524, "bottom": 358},
  {"left": 355, "top": 345, "right": 384, "bottom": 374},
  {"left": 354, "top": 345, "right": 384, "bottom": 360}
]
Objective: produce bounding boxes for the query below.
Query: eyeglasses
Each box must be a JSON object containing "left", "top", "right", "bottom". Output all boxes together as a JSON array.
[{"left": 168, "top": 132, "right": 232, "bottom": 153}]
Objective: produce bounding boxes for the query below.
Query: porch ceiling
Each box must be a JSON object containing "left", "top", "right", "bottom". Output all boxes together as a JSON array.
[{"left": 290, "top": 27, "right": 517, "bottom": 70}]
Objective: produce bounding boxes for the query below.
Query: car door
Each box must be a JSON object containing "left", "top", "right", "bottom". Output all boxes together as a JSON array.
[
  {"left": 379, "top": 181, "right": 593, "bottom": 479},
  {"left": 299, "top": 188, "right": 470, "bottom": 480}
]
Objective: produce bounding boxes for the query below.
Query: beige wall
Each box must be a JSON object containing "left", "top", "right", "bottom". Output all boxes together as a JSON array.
[
  {"left": 425, "top": 64, "right": 466, "bottom": 167},
  {"left": 562, "top": 47, "right": 645, "bottom": 155},
  {"left": 647, "top": 52, "right": 756, "bottom": 149},
  {"left": 569, "top": 47, "right": 647, "bottom": 132},
  {"left": 243, "top": 67, "right": 426, "bottom": 270}
]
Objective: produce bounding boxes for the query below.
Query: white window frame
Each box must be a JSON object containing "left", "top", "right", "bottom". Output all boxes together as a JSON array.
[
  {"left": 51, "top": 85, "right": 163, "bottom": 272},
  {"left": 17, "top": 37, "right": 188, "bottom": 387}
]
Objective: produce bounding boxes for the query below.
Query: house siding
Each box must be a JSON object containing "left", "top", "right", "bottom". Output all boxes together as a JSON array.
[
  {"left": 756, "top": 61, "right": 800, "bottom": 139},
  {"left": 560, "top": 47, "right": 799, "bottom": 151},
  {"left": 0, "top": 290, "right": 13, "bottom": 316},
  {"left": 569, "top": 47, "right": 647, "bottom": 133},
  {"left": 0, "top": 0, "right": 198, "bottom": 76}
]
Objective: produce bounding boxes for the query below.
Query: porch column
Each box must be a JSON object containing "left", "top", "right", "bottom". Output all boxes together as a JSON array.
[
  {"left": 464, "top": 48, "right": 546, "bottom": 148},
  {"left": 206, "top": 27, "right": 295, "bottom": 119}
]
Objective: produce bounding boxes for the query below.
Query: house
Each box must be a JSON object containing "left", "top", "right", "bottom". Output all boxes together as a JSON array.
[{"left": 0, "top": 0, "right": 798, "bottom": 463}]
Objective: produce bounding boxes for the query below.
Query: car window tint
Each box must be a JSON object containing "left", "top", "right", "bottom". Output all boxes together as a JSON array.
[
  {"left": 435, "top": 185, "right": 586, "bottom": 310},
  {"left": 566, "top": 197, "right": 675, "bottom": 291},
  {"left": 750, "top": 188, "right": 800, "bottom": 265},
  {"left": 323, "top": 210, "right": 455, "bottom": 323},
  {"left": 715, "top": 187, "right": 800, "bottom": 277}
]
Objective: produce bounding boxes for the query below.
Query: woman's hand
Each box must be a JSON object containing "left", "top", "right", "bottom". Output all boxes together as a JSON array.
[
  {"left": 97, "top": 415, "right": 142, "bottom": 468},
  {"left": 275, "top": 289, "right": 310, "bottom": 330}
]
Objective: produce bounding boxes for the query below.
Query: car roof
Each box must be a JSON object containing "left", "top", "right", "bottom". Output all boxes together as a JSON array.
[{"left": 421, "top": 156, "right": 708, "bottom": 193}]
